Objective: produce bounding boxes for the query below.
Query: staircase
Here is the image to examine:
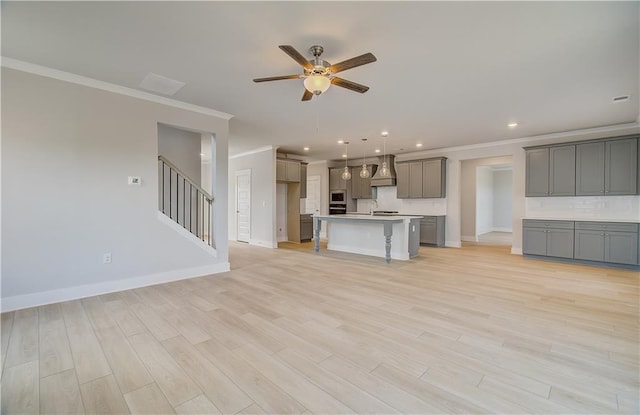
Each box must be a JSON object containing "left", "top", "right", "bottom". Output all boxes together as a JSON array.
[{"left": 158, "top": 155, "right": 214, "bottom": 247}]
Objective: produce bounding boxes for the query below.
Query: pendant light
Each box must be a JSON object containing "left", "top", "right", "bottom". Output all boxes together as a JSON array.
[
  {"left": 360, "top": 138, "right": 370, "bottom": 178},
  {"left": 341, "top": 141, "right": 352, "bottom": 181},
  {"left": 380, "top": 131, "right": 390, "bottom": 177}
]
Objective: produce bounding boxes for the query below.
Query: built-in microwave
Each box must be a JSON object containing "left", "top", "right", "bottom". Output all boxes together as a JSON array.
[{"left": 330, "top": 190, "right": 346, "bottom": 203}]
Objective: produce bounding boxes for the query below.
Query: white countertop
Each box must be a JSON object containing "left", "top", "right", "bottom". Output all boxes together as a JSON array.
[
  {"left": 316, "top": 214, "right": 423, "bottom": 221},
  {"left": 523, "top": 217, "right": 639, "bottom": 223}
]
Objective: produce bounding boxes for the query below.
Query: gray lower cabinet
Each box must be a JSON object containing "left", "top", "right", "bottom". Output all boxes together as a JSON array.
[
  {"left": 300, "top": 214, "right": 313, "bottom": 242},
  {"left": 574, "top": 222, "right": 638, "bottom": 265},
  {"left": 420, "top": 216, "right": 445, "bottom": 247},
  {"left": 522, "top": 220, "right": 574, "bottom": 259}
]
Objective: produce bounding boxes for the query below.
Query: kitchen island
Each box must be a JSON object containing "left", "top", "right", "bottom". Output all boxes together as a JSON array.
[{"left": 313, "top": 214, "right": 422, "bottom": 263}]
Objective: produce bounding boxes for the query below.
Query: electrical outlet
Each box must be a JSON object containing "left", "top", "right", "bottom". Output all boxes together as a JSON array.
[{"left": 103, "top": 253, "right": 112, "bottom": 264}]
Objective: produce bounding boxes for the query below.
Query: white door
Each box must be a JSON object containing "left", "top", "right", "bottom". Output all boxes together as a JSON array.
[
  {"left": 236, "top": 169, "right": 251, "bottom": 242},
  {"left": 305, "top": 175, "right": 321, "bottom": 214}
]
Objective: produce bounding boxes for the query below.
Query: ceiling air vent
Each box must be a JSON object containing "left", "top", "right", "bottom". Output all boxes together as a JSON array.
[
  {"left": 139, "top": 72, "right": 185, "bottom": 96},
  {"left": 612, "top": 95, "right": 630, "bottom": 103}
]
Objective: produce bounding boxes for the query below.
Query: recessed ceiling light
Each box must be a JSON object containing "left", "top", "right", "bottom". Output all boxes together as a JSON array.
[
  {"left": 342, "top": 154, "right": 347, "bottom": 158},
  {"left": 381, "top": 131, "right": 389, "bottom": 137},
  {"left": 507, "top": 122, "right": 518, "bottom": 128},
  {"left": 416, "top": 143, "right": 423, "bottom": 147},
  {"left": 303, "top": 147, "right": 310, "bottom": 151},
  {"left": 375, "top": 149, "right": 381, "bottom": 153},
  {"left": 337, "top": 140, "right": 344, "bottom": 144}
]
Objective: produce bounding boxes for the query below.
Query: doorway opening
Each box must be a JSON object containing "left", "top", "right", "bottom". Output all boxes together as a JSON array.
[
  {"left": 235, "top": 169, "right": 251, "bottom": 243},
  {"left": 461, "top": 157, "right": 513, "bottom": 246}
]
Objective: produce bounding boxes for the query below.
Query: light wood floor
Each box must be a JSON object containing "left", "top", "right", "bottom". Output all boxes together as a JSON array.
[{"left": 1, "top": 242, "right": 638, "bottom": 414}]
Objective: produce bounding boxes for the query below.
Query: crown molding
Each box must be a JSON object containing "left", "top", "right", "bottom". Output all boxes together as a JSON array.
[
  {"left": 229, "top": 145, "right": 275, "bottom": 160},
  {"left": 1, "top": 57, "right": 234, "bottom": 120},
  {"left": 396, "top": 122, "right": 640, "bottom": 161}
]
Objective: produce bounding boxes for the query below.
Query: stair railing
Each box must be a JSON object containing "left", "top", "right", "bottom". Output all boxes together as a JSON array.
[{"left": 158, "top": 155, "right": 213, "bottom": 247}]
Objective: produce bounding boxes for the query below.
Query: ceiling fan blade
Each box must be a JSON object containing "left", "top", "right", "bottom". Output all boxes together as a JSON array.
[
  {"left": 328, "top": 53, "right": 377, "bottom": 74},
  {"left": 302, "top": 89, "right": 313, "bottom": 101},
  {"left": 253, "top": 75, "right": 301, "bottom": 83},
  {"left": 331, "top": 77, "right": 370, "bottom": 93},
  {"left": 279, "top": 45, "right": 313, "bottom": 69}
]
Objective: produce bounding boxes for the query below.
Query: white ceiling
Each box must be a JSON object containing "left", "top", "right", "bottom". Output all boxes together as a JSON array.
[{"left": 2, "top": 2, "right": 639, "bottom": 161}]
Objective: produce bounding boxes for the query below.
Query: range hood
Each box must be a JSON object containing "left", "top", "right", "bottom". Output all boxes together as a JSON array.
[{"left": 370, "top": 155, "right": 397, "bottom": 187}]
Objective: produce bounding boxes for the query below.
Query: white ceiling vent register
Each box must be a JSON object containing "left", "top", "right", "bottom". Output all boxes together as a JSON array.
[{"left": 139, "top": 72, "right": 185, "bottom": 96}]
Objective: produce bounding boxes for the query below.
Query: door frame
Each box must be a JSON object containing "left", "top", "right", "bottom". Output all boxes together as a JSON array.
[{"left": 235, "top": 169, "right": 251, "bottom": 242}]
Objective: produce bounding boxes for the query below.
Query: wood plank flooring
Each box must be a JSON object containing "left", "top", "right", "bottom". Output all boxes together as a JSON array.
[{"left": 1, "top": 242, "right": 638, "bottom": 414}]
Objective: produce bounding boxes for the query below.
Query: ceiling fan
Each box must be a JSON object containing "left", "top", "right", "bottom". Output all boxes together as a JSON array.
[{"left": 253, "top": 45, "right": 377, "bottom": 101}]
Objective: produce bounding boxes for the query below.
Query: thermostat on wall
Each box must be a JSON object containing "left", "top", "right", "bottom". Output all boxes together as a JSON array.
[{"left": 128, "top": 176, "right": 142, "bottom": 185}]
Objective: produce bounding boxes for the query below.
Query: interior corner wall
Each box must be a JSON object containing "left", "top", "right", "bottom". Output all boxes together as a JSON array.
[
  {"left": 1, "top": 67, "right": 230, "bottom": 311},
  {"left": 228, "top": 148, "right": 277, "bottom": 248},
  {"left": 157, "top": 124, "right": 202, "bottom": 185}
]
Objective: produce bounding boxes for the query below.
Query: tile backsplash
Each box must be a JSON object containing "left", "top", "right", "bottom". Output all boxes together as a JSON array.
[
  {"left": 357, "top": 186, "right": 447, "bottom": 215},
  {"left": 525, "top": 196, "right": 640, "bottom": 221}
]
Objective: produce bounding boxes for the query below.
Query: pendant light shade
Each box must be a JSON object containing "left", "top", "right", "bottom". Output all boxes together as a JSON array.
[
  {"left": 380, "top": 132, "right": 390, "bottom": 177},
  {"left": 341, "top": 141, "right": 351, "bottom": 181},
  {"left": 359, "top": 138, "right": 370, "bottom": 178}
]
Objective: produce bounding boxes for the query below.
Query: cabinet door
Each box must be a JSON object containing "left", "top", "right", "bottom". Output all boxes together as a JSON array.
[
  {"left": 523, "top": 228, "right": 548, "bottom": 255},
  {"left": 329, "top": 168, "right": 346, "bottom": 190},
  {"left": 549, "top": 145, "right": 575, "bottom": 196},
  {"left": 276, "top": 160, "right": 287, "bottom": 181},
  {"left": 286, "top": 161, "right": 300, "bottom": 182},
  {"left": 396, "top": 163, "right": 410, "bottom": 198},
  {"left": 355, "top": 166, "right": 374, "bottom": 199},
  {"left": 546, "top": 229, "right": 574, "bottom": 259},
  {"left": 576, "top": 142, "right": 605, "bottom": 196},
  {"left": 408, "top": 162, "right": 423, "bottom": 198},
  {"left": 300, "top": 164, "right": 307, "bottom": 198},
  {"left": 604, "top": 232, "right": 638, "bottom": 265},
  {"left": 525, "top": 148, "right": 549, "bottom": 197},
  {"left": 605, "top": 138, "right": 637, "bottom": 195},
  {"left": 420, "top": 222, "right": 436, "bottom": 244},
  {"left": 351, "top": 172, "right": 361, "bottom": 199},
  {"left": 422, "top": 159, "right": 445, "bottom": 198},
  {"left": 574, "top": 230, "right": 605, "bottom": 261}
]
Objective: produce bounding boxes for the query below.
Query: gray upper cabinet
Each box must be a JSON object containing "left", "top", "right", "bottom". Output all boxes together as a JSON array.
[
  {"left": 525, "top": 148, "right": 550, "bottom": 196},
  {"left": 576, "top": 142, "right": 605, "bottom": 195},
  {"left": 605, "top": 138, "right": 637, "bottom": 195},
  {"left": 527, "top": 135, "right": 639, "bottom": 197},
  {"left": 351, "top": 165, "right": 376, "bottom": 199},
  {"left": 329, "top": 168, "right": 348, "bottom": 190},
  {"left": 396, "top": 163, "right": 410, "bottom": 198},
  {"left": 409, "top": 162, "right": 423, "bottom": 198},
  {"left": 277, "top": 159, "right": 301, "bottom": 183},
  {"left": 423, "top": 158, "right": 446, "bottom": 198},
  {"left": 397, "top": 157, "right": 447, "bottom": 199},
  {"left": 576, "top": 137, "right": 638, "bottom": 196},
  {"left": 300, "top": 163, "right": 307, "bottom": 198},
  {"left": 549, "top": 145, "right": 575, "bottom": 196}
]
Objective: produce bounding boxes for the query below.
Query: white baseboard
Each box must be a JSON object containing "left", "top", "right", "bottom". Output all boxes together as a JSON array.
[
  {"left": 446, "top": 240, "right": 462, "bottom": 248},
  {"left": 250, "top": 239, "right": 277, "bottom": 248},
  {"left": 511, "top": 247, "right": 523, "bottom": 255},
  {"left": 1, "top": 262, "right": 230, "bottom": 312},
  {"left": 492, "top": 227, "right": 513, "bottom": 233},
  {"left": 461, "top": 235, "right": 477, "bottom": 242}
]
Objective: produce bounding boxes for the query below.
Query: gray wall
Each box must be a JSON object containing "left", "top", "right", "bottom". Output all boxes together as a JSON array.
[
  {"left": 1, "top": 68, "right": 230, "bottom": 310},
  {"left": 493, "top": 169, "right": 513, "bottom": 231},
  {"left": 228, "top": 147, "right": 277, "bottom": 248},
  {"left": 158, "top": 124, "right": 201, "bottom": 185}
]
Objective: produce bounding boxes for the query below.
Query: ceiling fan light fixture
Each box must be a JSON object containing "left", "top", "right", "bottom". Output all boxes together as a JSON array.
[{"left": 303, "top": 75, "right": 331, "bottom": 95}]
